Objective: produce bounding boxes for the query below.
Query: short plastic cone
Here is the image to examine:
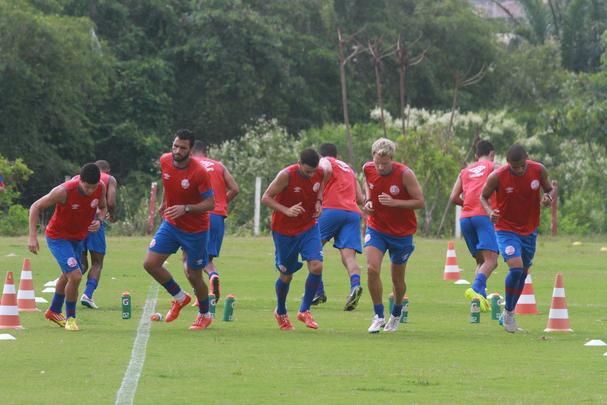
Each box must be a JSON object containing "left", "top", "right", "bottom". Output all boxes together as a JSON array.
[
  {"left": 443, "top": 241, "right": 461, "bottom": 280},
  {"left": 544, "top": 273, "right": 572, "bottom": 332},
  {"left": 515, "top": 273, "right": 539, "bottom": 314},
  {"left": 0, "top": 272, "right": 24, "bottom": 329},
  {"left": 17, "top": 258, "right": 38, "bottom": 312}
]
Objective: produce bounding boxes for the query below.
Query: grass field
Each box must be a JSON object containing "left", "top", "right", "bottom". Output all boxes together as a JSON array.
[{"left": 1, "top": 235, "right": 606, "bottom": 404}]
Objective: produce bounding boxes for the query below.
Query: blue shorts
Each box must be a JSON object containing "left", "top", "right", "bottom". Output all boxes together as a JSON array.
[
  {"left": 46, "top": 237, "right": 84, "bottom": 274},
  {"left": 83, "top": 222, "right": 106, "bottom": 254},
  {"left": 364, "top": 227, "right": 415, "bottom": 265},
  {"left": 149, "top": 221, "right": 209, "bottom": 270},
  {"left": 208, "top": 213, "right": 225, "bottom": 258},
  {"left": 496, "top": 230, "right": 537, "bottom": 268},
  {"left": 272, "top": 225, "right": 323, "bottom": 275},
  {"left": 460, "top": 216, "right": 498, "bottom": 257},
  {"left": 318, "top": 208, "right": 362, "bottom": 253}
]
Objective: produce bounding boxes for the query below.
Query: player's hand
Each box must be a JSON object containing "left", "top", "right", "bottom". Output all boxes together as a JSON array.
[
  {"left": 88, "top": 219, "right": 101, "bottom": 232},
  {"left": 28, "top": 236, "right": 39, "bottom": 255},
  {"left": 378, "top": 193, "right": 396, "bottom": 207},
  {"left": 165, "top": 205, "right": 186, "bottom": 219},
  {"left": 363, "top": 200, "right": 374, "bottom": 214},
  {"left": 313, "top": 200, "right": 322, "bottom": 218},
  {"left": 490, "top": 209, "right": 500, "bottom": 224},
  {"left": 285, "top": 202, "right": 305, "bottom": 217},
  {"left": 158, "top": 205, "right": 166, "bottom": 217},
  {"left": 541, "top": 193, "right": 553, "bottom": 207}
]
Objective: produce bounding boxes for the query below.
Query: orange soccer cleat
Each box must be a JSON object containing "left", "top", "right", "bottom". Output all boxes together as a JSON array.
[
  {"left": 274, "top": 311, "right": 294, "bottom": 331},
  {"left": 296, "top": 311, "right": 319, "bottom": 329},
  {"left": 189, "top": 312, "right": 213, "bottom": 331},
  {"left": 44, "top": 309, "right": 66, "bottom": 328},
  {"left": 165, "top": 293, "right": 192, "bottom": 323}
]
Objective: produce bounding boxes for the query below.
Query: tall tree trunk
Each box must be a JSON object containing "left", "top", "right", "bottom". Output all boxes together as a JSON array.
[
  {"left": 374, "top": 61, "right": 387, "bottom": 138},
  {"left": 338, "top": 28, "right": 355, "bottom": 165}
]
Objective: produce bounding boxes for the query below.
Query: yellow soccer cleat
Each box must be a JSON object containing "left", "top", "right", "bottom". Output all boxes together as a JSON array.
[
  {"left": 64, "top": 317, "right": 80, "bottom": 332},
  {"left": 465, "top": 288, "right": 490, "bottom": 312}
]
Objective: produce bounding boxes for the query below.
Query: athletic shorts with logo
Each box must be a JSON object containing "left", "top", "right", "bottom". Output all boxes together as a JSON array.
[
  {"left": 272, "top": 224, "right": 323, "bottom": 275},
  {"left": 364, "top": 226, "right": 415, "bottom": 265},
  {"left": 318, "top": 208, "right": 362, "bottom": 253},
  {"left": 149, "top": 220, "right": 209, "bottom": 270}
]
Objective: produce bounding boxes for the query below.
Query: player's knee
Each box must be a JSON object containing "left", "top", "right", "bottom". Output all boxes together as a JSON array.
[
  {"left": 308, "top": 261, "right": 323, "bottom": 275},
  {"left": 367, "top": 264, "right": 380, "bottom": 277},
  {"left": 143, "top": 259, "right": 157, "bottom": 274}
]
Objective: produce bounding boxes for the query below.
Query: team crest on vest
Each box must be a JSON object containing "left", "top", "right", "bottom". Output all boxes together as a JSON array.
[
  {"left": 67, "top": 257, "right": 77, "bottom": 268},
  {"left": 181, "top": 179, "right": 190, "bottom": 189},
  {"left": 90, "top": 199, "right": 99, "bottom": 208},
  {"left": 530, "top": 180, "right": 540, "bottom": 190},
  {"left": 389, "top": 185, "right": 400, "bottom": 195},
  {"left": 313, "top": 182, "right": 320, "bottom": 192}
]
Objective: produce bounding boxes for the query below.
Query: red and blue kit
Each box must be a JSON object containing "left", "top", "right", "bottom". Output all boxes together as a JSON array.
[
  {"left": 322, "top": 157, "right": 360, "bottom": 214},
  {"left": 194, "top": 157, "right": 228, "bottom": 217},
  {"left": 271, "top": 164, "right": 324, "bottom": 236},
  {"left": 363, "top": 162, "right": 417, "bottom": 237},
  {"left": 160, "top": 153, "right": 213, "bottom": 233},
  {"left": 495, "top": 160, "right": 543, "bottom": 235},
  {"left": 46, "top": 179, "right": 103, "bottom": 241}
]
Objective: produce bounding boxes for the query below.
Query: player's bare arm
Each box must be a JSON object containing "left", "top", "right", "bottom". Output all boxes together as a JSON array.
[
  {"left": 262, "top": 170, "right": 304, "bottom": 217},
  {"left": 89, "top": 183, "right": 108, "bottom": 232},
  {"left": 362, "top": 179, "right": 374, "bottom": 214},
  {"left": 377, "top": 168, "right": 425, "bottom": 209},
  {"left": 481, "top": 172, "right": 499, "bottom": 223},
  {"left": 28, "top": 186, "right": 67, "bottom": 254},
  {"left": 106, "top": 175, "right": 118, "bottom": 221},
  {"left": 355, "top": 180, "right": 365, "bottom": 206},
  {"left": 449, "top": 175, "right": 464, "bottom": 206},
  {"left": 539, "top": 164, "right": 554, "bottom": 207},
  {"left": 223, "top": 165, "right": 240, "bottom": 203}
]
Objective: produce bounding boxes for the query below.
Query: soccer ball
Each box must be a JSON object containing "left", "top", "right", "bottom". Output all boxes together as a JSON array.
[{"left": 150, "top": 312, "right": 163, "bottom": 321}]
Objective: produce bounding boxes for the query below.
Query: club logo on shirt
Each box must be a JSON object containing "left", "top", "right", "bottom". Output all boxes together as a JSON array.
[
  {"left": 389, "top": 185, "right": 400, "bottom": 195},
  {"left": 505, "top": 245, "right": 515, "bottom": 256},
  {"left": 505, "top": 187, "right": 514, "bottom": 194},
  {"left": 313, "top": 182, "right": 320, "bottom": 192},
  {"left": 90, "top": 199, "right": 99, "bottom": 208},
  {"left": 71, "top": 204, "right": 80, "bottom": 210},
  {"left": 181, "top": 179, "right": 190, "bottom": 189},
  {"left": 468, "top": 165, "right": 486, "bottom": 178},
  {"left": 163, "top": 173, "right": 171, "bottom": 180},
  {"left": 149, "top": 239, "right": 156, "bottom": 248},
  {"left": 293, "top": 187, "right": 302, "bottom": 193},
  {"left": 67, "top": 257, "right": 77, "bottom": 268},
  {"left": 530, "top": 180, "right": 540, "bottom": 190}
]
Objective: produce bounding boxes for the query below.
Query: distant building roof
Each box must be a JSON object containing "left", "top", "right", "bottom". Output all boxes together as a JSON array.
[{"left": 470, "top": 0, "right": 525, "bottom": 19}]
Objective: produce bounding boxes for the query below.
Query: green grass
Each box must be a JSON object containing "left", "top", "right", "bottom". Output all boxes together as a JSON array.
[{"left": 1, "top": 235, "right": 607, "bottom": 404}]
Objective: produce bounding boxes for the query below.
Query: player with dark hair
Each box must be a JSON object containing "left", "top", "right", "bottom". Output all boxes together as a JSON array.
[
  {"left": 481, "top": 144, "right": 553, "bottom": 333},
  {"left": 143, "top": 129, "right": 216, "bottom": 331},
  {"left": 449, "top": 140, "right": 498, "bottom": 311},
  {"left": 28, "top": 163, "right": 107, "bottom": 331},
  {"left": 262, "top": 148, "right": 325, "bottom": 330},
  {"left": 313, "top": 143, "right": 365, "bottom": 310},
  {"left": 363, "top": 138, "right": 425, "bottom": 333}
]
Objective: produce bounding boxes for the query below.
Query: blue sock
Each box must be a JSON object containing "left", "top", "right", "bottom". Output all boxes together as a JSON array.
[
  {"left": 350, "top": 274, "right": 361, "bottom": 289},
  {"left": 392, "top": 304, "right": 403, "bottom": 318},
  {"left": 66, "top": 301, "right": 76, "bottom": 319},
  {"left": 275, "top": 278, "right": 290, "bottom": 315},
  {"left": 198, "top": 297, "right": 209, "bottom": 314},
  {"left": 84, "top": 278, "right": 98, "bottom": 299},
  {"left": 472, "top": 273, "right": 487, "bottom": 297},
  {"left": 162, "top": 278, "right": 182, "bottom": 297},
  {"left": 504, "top": 267, "right": 524, "bottom": 311},
  {"left": 300, "top": 273, "right": 322, "bottom": 312},
  {"left": 50, "top": 293, "right": 65, "bottom": 313},
  {"left": 513, "top": 269, "right": 528, "bottom": 307},
  {"left": 373, "top": 303, "right": 385, "bottom": 318},
  {"left": 316, "top": 279, "right": 325, "bottom": 295},
  {"left": 208, "top": 271, "right": 219, "bottom": 279}
]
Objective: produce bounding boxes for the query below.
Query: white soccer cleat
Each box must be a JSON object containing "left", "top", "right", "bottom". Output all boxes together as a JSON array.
[
  {"left": 368, "top": 314, "right": 386, "bottom": 333},
  {"left": 80, "top": 294, "right": 98, "bottom": 309},
  {"left": 383, "top": 315, "right": 400, "bottom": 332},
  {"left": 502, "top": 309, "right": 520, "bottom": 333}
]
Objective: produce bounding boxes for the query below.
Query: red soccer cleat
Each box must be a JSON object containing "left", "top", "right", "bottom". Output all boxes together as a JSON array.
[
  {"left": 165, "top": 293, "right": 192, "bottom": 323},
  {"left": 274, "top": 311, "right": 294, "bottom": 331},
  {"left": 44, "top": 309, "right": 66, "bottom": 328},
  {"left": 189, "top": 312, "right": 213, "bottom": 331},
  {"left": 296, "top": 311, "right": 319, "bottom": 329}
]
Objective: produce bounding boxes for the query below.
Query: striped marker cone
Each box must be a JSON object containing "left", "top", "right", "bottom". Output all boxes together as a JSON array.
[
  {"left": 17, "top": 258, "right": 38, "bottom": 312},
  {"left": 544, "top": 273, "right": 573, "bottom": 332},
  {"left": 443, "top": 241, "right": 461, "bottom": 281},
  {"left": 0, "top": 272, "right": 24, "bottom": 329},
  {"left": 515, "top": 274, "right": 539, "bottom": 314}
]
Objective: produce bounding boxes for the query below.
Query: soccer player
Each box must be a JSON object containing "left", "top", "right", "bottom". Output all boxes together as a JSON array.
[
  {"left": 481, "top": 144, "right": 553, "bottom": 333},
  {"left": 313, "top": 143, "right": 365, "bottom": 310},
  {"left": 79, "top": 160, "right": 118, "bottom": 309},
  {"left": 191, "top": 141, "right": 239, "bottom": 302},
  {"left": 262, "top": 148, "right": 324, "bottom": 331},
  {"left": 449, "top": 140, "right": 498, "bottom": 311},
  {"left": 363, "top": 138, "right": 424, "bottom": 333},
  {"left": 28, "top": 163, "right": 107, "bottom": 331},
  {"left": 143, "top": 129, "right": 215, "bottom": 331}
]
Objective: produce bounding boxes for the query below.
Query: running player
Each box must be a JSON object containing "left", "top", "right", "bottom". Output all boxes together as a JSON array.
[
  {"left": 79, "top": 160, "right": 118, "bottom": 309},
  {"left": 449, "top": 140, "right": 498, "bottom": 311},
  {"left": 262, "top": 148, "right": 324, "bottom": 330},
  {"left": 363, "top": 138, "right": 424, "bottom": 333},
  {"left": 313, "top": 143, "right": 365, "bottom": 310},
  {"left": 481, "top": 144, "right": 553, "bottom": 333},
  {"left": 191, "top": 141, "right": 239, "bottom": 302},
  {"left": 28, "top": 163, "right": 107, "bottom": 331},
  {"left": 143, "top": 129, "right": 215, "bottom": 331}
]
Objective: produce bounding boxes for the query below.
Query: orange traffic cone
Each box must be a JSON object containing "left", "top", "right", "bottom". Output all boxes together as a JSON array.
[
  {"left": 515, "top": 273, "right": 539, "bottom": 314},
  {"left": 443, "top": 241, "right": 461, "bottom": 280},
  {"left": 544, "top": 273, "right": 573, "bottom": 332},
  {"left": 17, "top": 258, "right": 38, "bottom": 312},
  {"left": 0, "top": 272, "right": 24, "bottom": 329}
]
